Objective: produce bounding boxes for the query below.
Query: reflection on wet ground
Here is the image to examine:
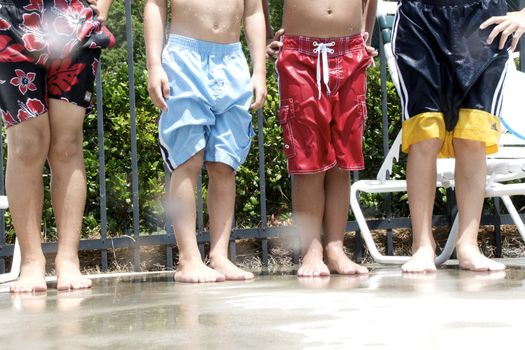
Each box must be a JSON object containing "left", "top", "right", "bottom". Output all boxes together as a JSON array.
[{"left": 1, "top": 265, "right": 525, "bottom": 349}]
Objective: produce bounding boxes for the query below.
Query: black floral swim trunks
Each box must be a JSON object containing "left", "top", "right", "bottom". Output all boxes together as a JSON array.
[{"left": 0, "top": 0, "right": 115, "bottom": 127}]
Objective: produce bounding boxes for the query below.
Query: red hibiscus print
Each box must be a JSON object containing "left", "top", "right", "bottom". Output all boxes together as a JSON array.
[
  {"left": 10, "top": 69, "right": 37, "bottom": 95},
  {"left": 24, "top": 0, "right": 44, "bottom": 12},
  {"left": 53, "top": 0, "right": 96, "bottom": 42},
  {"left": 1, "top": 108, "right": 17, "bottom": 127},
  {"left": 47, "top": 57, "right": 85, "bottom": 95},
  {"left": 21, "top": 12, "right": 47, "bottom": 52},
  {"left": 0, "top": 35, "right": 31, "bottom": 62},
  {"left": 0, "top": 18, "right": 11, "bottom": 31},
  {"left": 17, "top": 98, "right": 46, "bottom": 123}
]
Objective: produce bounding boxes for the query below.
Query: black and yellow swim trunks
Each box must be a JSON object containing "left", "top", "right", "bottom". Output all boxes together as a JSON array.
[{"left": 392, "top": 0, "right": 512, "bottom": 157}]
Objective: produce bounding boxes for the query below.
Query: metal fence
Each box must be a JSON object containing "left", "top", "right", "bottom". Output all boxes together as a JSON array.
[{"left": 0, "top": 0, "right": 524, "bottom": 273}]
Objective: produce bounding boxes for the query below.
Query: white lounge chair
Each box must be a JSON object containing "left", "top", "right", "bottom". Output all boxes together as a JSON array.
[{"left": 0, "top": 196, "right": 19, "bottom": 284}]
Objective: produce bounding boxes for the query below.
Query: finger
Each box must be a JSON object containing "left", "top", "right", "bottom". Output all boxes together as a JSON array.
[
  {"left": 499, "top": 24, "right": 517, "bottom": 49},
  {"left": 250, "top": 96, "right": 262, "bottom": 109},
  {"left": 363, "top": 32, "right": 369, "bottom": 43},
  {"left": 365, "top": 45, "right": 377, "bottom": 54},
  {"left": 510, "top": 28, "right": 524, "bottom": 51},
  {"left": 149, "top": 87, "right": 167, "bottom": 111},
  {"left": 480, "top": 15, "right": 505, "bottom": 29},
  {"left": 271, "top": 42, "right": 283, "bottom": 50},
  {"left": 156, "top": 95, "right": 168, "bottom": 111},
  {"left": 499, "top": 32, "right": 510, "bottom": 50},
  {"left": 90, "top": 5, "right": 100, "bottom": 16},
  {"left": 266, "top": 47, "right": 276, "bottom": 57},
  {"left": 250, "top": 90, "right": 265, "bottom": 109},
  {"left": 267, "top": 43, "right": 282, "bottom": 59},
  {"left": 487, "top": 21, "right": 509, "bottom": 44},
  {"left": 162, "top": 78, "right": 170, "bottom": 98},
  {"left": 273, "top": 28, "right": 285, "bottom": 41}
]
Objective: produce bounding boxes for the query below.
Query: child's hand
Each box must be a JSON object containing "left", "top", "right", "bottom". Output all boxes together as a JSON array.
[
  {"left": 87, "top": 0, "right": 109, "bottom": 23},
  {"left": 250, "top": 72, "right": 267, "bottom": 110},
  {"left": 266, "top": 28, "right": 285, "bottom": 59},
  {"left": 362, "top": 32, "right": 378, "bottom": 67},
  {"left": 362, "top": 32, "right": 379, "bottom": 57},
  {"left": 87, "top": 0, "right": 101, "bottom": 18},
  {"left": 147, "top": 66, "right": 170, "bottom": 112},
  {"left": 480, "top": 10, "right": 525, "bottom": 51}
]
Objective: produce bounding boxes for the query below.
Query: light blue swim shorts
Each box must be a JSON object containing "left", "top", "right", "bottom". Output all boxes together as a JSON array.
[{"left": 159, "top": 34, "right": 254, "bottom": 172}]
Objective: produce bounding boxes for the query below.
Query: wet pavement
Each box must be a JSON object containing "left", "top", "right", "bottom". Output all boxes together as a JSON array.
[{"left": 1, "top": 263, "right": 525, "bottom": 349}]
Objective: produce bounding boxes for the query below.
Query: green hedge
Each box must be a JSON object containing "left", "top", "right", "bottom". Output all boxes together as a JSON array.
[{"left": 4, "top": 0, "right": 523, "bottom": 242}]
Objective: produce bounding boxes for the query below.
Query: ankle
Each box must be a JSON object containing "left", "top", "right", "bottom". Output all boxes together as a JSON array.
[
  {"left": 21, "top": 253, "right": 46, "bottom": 266},
  {"left": 455, "top": 241, "right": 480, "bottom": 256},
  {"left": 324, "top": 242, "right": 345, "bottom": 255},
  {"left": 177, "top": 253, "right": 204, "bottom": 265},
  {"left": 55, "top": 252, "right": 80, "bottom": 263},
  {"left": 208, "top": 254, "right": 230, "bottom": 266},
  {"left": 411, "top": 243, "right": 436, "bottom": 255}
]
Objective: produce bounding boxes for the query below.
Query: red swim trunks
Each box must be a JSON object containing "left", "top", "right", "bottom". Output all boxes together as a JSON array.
[
  {"left": 0, "top": 0, "right": 115, "bottom": 127},
  {"left": 276, "top": 34, "right": 371, "bottom": 174}
]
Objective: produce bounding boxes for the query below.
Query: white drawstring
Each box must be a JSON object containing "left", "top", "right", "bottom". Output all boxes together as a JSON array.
[{"left": 312, "top": 41, "right": 335, "bottom": 99}]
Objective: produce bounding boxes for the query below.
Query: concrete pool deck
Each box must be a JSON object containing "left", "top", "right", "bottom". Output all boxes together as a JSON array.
[{"left": 1, "top": 260, "right": 525, "bottom": 349}]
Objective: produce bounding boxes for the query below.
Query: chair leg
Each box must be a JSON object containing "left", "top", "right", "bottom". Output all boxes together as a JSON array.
[
  {"left": 350, "top": 183, "right": 410, "bottom": 264},
  {"left": 0, "top": 238, "right": 20, "bottom": 284},
  {"left": 500, "top": 195, "right": 525, "bottom": 243}
]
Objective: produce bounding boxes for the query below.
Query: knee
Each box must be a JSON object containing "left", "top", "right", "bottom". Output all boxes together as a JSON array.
[
  {"left": 409, "top": 139, "right": 442, "bottom": 158},
  {"left": 175, "top": 151, "right": 204, "bottom": 177},
  {"left": 8, "top": 130, "right": 48, "bottom": 164},
  {"left": 206, "top": 162, "right": 235, "bottom": 179},
  {"left": 48, "top": 134, "right": 84, "bottom": 163},
  {"left": 453, "top": 139, "right": 485, "bottom": 154}
]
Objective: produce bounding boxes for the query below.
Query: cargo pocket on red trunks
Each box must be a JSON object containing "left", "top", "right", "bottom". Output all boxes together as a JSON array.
[
  {"left": 279, "top": 99, "right": 296, "bottom": 158},
  {"left": 357, "top": 94, "right": 367, "bottom": 129}
]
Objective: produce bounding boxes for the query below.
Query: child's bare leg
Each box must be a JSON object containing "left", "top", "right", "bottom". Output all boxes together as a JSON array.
[
  {"left": 402, "top": 138, "right": 442, "bottom": 273},
  {"left": 47, "top": 99, "right": 92, "bottom": 290},
  {"left": 293, "top": 173, "right": 329, "bottom": 277},
  {"left": 170, "top": 151, "right": 225, "bottom": 283},
  {"left": 6, "top": 116, "right": 50, "bottom": 292},
  {"left": 323, "top": 167, "right": 368, "bottom": 274},
  {"left": 454, "top": 139, "right": 505, "bottom": 271},
  {"left": 207, "top": 162, "right": 254, "bottom": 280}
]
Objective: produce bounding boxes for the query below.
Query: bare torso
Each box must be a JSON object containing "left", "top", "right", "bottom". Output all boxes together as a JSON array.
[
  {"left": 170, "top": 0, "right": 244, "bottom": 43},
  {"left": 283, "top": 0, "right": 363, "bottom": 37}
]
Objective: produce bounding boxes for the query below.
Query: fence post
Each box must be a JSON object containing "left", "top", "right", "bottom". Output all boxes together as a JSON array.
[
  {"left": 96, "top": 63, "right": 109, "bottom": 271},
  {"left": 257, "top": 109, "right": 269, "bottom": 267},
  {"left": 379, "top": 29, "right": 394, "bottom": 256},
  {"left": 125, "top": 0, "right": 141, "bottom": 271}
]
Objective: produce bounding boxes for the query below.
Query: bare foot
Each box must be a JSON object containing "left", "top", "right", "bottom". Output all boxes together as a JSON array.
[
  {"left": 456, "top": 244, "right": 505, "bottom": 272},
  {"left": 210, "top": 257, "right": 254, "bottom": 281},
  {"left": 401, "top": 247, "right": 437, "bottom": 273},
  {"left": 55, "top": 255, "right": 92, "bottom": 291},
  {"left": 325, "top": 245, "right": 368, "bottom": 275},
  {"left": 297, "top": 250, "right": 330, "bottom": 277},
  {"left": 174, "top": 259, "right": 226, "bottom": 283},
  {"left": 10, "top": 258, "right": 47, "bottom": 293}
]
